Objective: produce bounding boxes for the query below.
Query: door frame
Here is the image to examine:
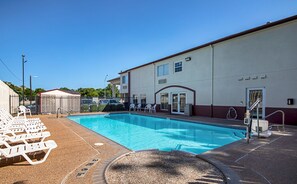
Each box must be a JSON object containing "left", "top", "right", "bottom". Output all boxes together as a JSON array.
[
  {"left": 171, "top": 92, "right": 186, "bottom": 114},
  {"left": 246, "top": 87, "right": 266, "bottom": 119}
]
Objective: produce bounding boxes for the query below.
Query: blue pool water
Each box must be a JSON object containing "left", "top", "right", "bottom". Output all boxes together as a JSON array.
[{"left": 68, "top": 114, "right": 244, "bottom": 154}]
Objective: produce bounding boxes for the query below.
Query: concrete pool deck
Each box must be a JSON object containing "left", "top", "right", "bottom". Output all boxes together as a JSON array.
[{"left": 0, "top": 112, "right": 296, "bottom": 184}]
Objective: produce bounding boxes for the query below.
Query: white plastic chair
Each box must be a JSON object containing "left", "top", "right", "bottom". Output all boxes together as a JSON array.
[
  {"left": 0, "top": 139, "right": 57, "bottom": 165},
  {"left": 151, "top": 104, "right": 157, "bottom": 113},
  {"left": 129, "top": 104, "right": 135, "bottom": 111},
  {"left": 144, "top": 104, "right": 152, "bottom": 112},
  {"left": 136, "top": 104, "right": 142, "bottom": 111},
  {"left": 17, "top": 105, "right": 32, "bottom": 117}
]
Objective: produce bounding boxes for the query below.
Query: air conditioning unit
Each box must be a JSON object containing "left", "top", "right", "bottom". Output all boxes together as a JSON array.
[{"left": 158, "top": 79, "right": 167, "bottom": 84}]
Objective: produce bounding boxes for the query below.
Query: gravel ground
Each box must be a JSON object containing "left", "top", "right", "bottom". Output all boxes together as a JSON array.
[{"left": 105, "top": 150, "right": 226, "bottom": 184}]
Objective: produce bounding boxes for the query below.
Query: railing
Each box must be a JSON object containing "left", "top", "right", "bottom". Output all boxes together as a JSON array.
[{"left": 265, "top": 110, "right": 285, "bottom": 131}]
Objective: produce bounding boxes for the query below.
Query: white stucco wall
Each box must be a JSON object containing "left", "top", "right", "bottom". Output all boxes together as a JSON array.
[
  {"left": 0, "top": 80, "right": 19, "bottom": 113},
  {"left": 213, "top": 20, "right": 297, "bottom": 108},
  {"left": 120, "top": 18, "right": 297, "bottom": 111},
  {"left": 130, "top": 65, "right": 155, "bottom": 104},
  {"left": 154, "top": 47, "right": 212, "bottom": 105},
  {"left": 120, "top": 73, "right": 129, "bottom": 94}
]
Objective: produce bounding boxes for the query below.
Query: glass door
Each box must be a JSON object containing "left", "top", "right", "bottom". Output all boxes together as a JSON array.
[
  {"left": 172, "top": 94, "right": 178, "bottom": 113},
  {"left": 247, "top": 88, "right": 265, "bottom": 119},
  {"left": 171, "top": 93, "right": 186, "bottom": 114}
]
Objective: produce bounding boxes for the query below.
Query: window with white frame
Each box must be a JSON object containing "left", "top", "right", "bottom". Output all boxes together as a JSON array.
[
  {"left": 122, "top": 75, "right": 127, "bottom": 84},
  {"left": 157, "top": 64, "right": 169, "bottom": 77},
  {"left": 132, "top": 94, "right": 138, "bottom": 104},
  {"left": 174, "top": 61, "right": 182, "bottom": 72},
  {"left": 160, "top": 93, "right": 168, "bottom": 110}
]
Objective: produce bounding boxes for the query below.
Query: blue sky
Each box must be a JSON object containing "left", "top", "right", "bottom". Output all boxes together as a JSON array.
[{"left": 0, "top": 0, "right": 296, "bottom": 90}]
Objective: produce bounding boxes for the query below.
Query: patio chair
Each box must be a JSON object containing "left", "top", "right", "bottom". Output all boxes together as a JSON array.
[
  {"left": 136, "top": 103, "right": 142, "bottom": 111},
  {"left": 129, "top": 104, "right": 135, "bottom": 111},
  {"left": 144, "top": 104, "right": 152, "bottom": 112},
  {"left": 151, "top": 104, "right": 157, "bottom": 113},
  {"left": 0, "top": 139, "right": 57, "bottom": 165},
  {"left": 17, "top": 105, "right": 32, "bottom": 117}
]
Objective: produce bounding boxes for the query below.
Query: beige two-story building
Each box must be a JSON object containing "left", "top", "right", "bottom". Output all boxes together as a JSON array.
[{"left": 116, "top": 15, "right": 297, "bottom": 125}]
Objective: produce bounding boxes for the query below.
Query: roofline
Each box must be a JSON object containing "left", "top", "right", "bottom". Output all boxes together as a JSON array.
[
  {"left": 107, "top": 77, "right": 120, "bottom": 82},
  {"left": 119, "top": 14, "right": 297, "bottom": 74},
  {"left": 38, "top": 89, "right": 81, "bottom": 95}
]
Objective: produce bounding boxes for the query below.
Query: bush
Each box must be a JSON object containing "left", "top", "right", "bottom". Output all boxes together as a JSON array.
[
  {"left": 81, "top": 105, "right": 89, "bottom": 112},
  {"left": 90, "top": 104, "right": 98, "bottom": 112}
]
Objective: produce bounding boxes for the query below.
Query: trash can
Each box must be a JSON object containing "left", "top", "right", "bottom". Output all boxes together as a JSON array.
[{"left": 184, "top": 104, "right": 192, "bottom": 116}]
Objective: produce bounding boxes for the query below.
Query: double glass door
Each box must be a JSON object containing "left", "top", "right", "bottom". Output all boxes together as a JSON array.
[{"left": 172, "top": 93, "right": 186, "bottom": 114}]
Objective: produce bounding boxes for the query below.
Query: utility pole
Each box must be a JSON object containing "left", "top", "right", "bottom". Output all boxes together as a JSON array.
[
  {"left": 22, "top": 55, "right": 27, "bottom": 105},
  {"left": 104, "top": 74, "right": 108, "bottom": 99},
  {"left": 30, "top": 75, "right": 32, "bottom": 105},
  {"left": 30, "top": 75, "right": 38, "bottom": 105}
]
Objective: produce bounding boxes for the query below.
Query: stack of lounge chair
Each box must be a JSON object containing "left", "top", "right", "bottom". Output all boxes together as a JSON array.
[{"left": 0, "top": 107, "right": 57, "bottom": 165}]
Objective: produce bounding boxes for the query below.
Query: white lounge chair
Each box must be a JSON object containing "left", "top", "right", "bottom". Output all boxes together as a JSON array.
[
  {"left": 0, "top": 108, "right": 40, "bottom": 123},
  {"left": 0, "top": 114, "right": 46, "bottom": 130},
  {"left": 0, "top": 139, "right": 57, "bottom": 165},
  {"left": 0, "top": 131, "right": 51, "bottom": 145},
  {"left": 129, "top": 104, "right": 135, "bottom": 111}
]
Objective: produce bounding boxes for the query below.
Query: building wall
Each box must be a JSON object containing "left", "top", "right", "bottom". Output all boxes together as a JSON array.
[
  {"left": 154, "top": 47, "right": 212, "bottom": 106},
  {"left": 121, "top": 18, "right": 297, "bottom": 124},
  {"left": 130, "top": 65, "right": 155, "bottom": 104},
  {"left": 120, "top": 73, "right": 129, "bottom": 94},
  {"left": 0, "top": 80, "right": 19, "bottom": 113},
  {"left": 213, "top": 21, "right": 297, "bottom": 108}
]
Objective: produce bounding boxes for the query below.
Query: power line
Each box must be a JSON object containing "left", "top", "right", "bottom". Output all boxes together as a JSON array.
[{"left": 0, "top": 58, "right": 22, "bottom": 82}]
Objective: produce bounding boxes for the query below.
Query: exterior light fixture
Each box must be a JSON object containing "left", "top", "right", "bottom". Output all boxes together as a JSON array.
[{"left": 185, "top": 57, "right": 191, "bottom": 61}]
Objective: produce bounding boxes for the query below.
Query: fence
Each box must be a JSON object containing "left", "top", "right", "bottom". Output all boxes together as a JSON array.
[
  {"left": 38, "top": 96, "right": 81, "bottom": 114},
  {"left": 9, "top": 95, "right": 20, "bottom": 114},
  {"left": 7, "top": 95, "right": 138, "bottom": 115}
]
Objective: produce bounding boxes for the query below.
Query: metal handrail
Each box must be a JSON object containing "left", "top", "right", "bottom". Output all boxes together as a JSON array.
[{"left": 265, "top": 110, "right": 285, "bottom": 131}]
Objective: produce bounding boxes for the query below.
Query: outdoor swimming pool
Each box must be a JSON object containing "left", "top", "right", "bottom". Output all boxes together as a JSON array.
[{"left": 68, "top": 113, "right": 244, "bottom": 154}]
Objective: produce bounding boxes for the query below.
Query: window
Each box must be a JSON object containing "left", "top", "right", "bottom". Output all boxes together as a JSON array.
[
  {"left": 133, "top": 94, "right": 138, "bottom": 104},
  {"left": 140, "top": 94, "right": 146, "bottom": 107},
  {"left": 160, "top": 93, "right": 168, "bottom": 110},
  {"left": 157, "top": 64, "right": 169, "bottom": 77},
  {"left": 174, "top": 61, "right": 182, "bottom": 72},
  {"left": 122, "top": 76, "right": 127, "bottom": 84}
]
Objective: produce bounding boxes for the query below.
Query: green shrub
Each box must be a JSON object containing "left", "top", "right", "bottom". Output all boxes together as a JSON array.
[
  {"left": 81, "top": 105, "right": 89, "bottom": 112},
  {"left": 90, "top": 104, "right": 98, "bottom": 112}
]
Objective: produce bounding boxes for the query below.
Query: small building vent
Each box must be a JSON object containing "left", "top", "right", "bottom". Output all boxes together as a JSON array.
[{"left": 158, "top": 79, "right": 167, "bottom": 84}]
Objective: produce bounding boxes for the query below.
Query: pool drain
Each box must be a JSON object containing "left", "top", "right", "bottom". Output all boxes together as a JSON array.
[{"left": 76, "top": 158, "right": 100, "bottom": 178}]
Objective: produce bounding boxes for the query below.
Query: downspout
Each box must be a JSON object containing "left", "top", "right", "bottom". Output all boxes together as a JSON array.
[
  {"left": 153, "top": 63, "right": 156, "bottom": 104},
  {"left": 210, "top": 44, "right": 214, "bottom": 117},
  {"left": 128, "top": 72, "right": 131, "bottom": 104}
]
